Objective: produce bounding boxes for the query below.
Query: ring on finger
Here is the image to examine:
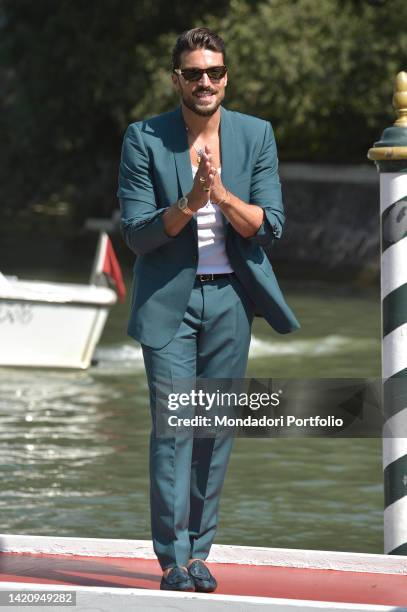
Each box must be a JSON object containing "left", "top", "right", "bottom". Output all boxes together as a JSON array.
[
  {"left": 203, "top": 187, "right": 210, "bottom": 192},
  {"left": 199, "top": 176, "right": 206, "bottom": 184}
]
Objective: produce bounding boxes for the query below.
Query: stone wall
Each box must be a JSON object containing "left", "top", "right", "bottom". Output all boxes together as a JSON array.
[{"left": 272, "top": 164, "right": 380, "bottom": 281}]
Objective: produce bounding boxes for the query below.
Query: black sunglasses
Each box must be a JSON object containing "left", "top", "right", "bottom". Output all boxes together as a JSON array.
[{"left": 173, "top": 65, "right": 227, "bottom": 82}]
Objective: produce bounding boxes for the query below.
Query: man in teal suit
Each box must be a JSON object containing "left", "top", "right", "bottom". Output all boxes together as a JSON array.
[{"left": 118, "top": 27, "right": 299, "bottom": 592}]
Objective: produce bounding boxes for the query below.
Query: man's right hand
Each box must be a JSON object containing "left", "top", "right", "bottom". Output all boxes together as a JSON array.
[{"left": 187, "top": 147, "right": 215, "bottom": 212}]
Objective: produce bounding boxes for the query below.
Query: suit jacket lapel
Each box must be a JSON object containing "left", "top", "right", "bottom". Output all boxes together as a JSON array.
[
  {"left": 172, "top": 106, "right": 193, "bottom": 194},
  {"left": 220, "top": 106, "right": 235, "bottom": 231},
  {"left": 171, "top": 106, "right": 197, "bottom": 238}
]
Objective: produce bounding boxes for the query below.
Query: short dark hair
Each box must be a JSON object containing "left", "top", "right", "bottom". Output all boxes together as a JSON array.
[{"left": 172, "top": 27, "right": 226, "bottom": 70}]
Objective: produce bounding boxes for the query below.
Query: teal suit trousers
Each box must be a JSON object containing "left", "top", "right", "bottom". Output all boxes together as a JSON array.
[{"left": 142, "top": 275, "right": 254, "bottom": 569}]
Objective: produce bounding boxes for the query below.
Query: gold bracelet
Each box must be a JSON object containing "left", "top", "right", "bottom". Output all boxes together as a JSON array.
[{"left": 215, "top": 188, "right": 230, "bottom": 207}]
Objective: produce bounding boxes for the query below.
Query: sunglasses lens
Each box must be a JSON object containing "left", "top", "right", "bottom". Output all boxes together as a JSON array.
[
  {"left": 181, "top": 69, "right": 202, "bottom": 81},
  {"left": 207, "top": 67, "right": 227, "bottom": 80}
]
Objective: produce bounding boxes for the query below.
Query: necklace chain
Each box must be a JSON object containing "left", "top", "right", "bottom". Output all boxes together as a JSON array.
[
  {"left": 185, "top": 125, "right": 204, "bottom": 163},
  {"left": 185, "top": 122, "right": 220, "bottom": 165}
]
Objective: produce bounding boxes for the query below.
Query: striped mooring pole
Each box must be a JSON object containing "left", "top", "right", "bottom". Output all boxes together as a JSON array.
[{"left": 368, "top": 71, "right": 407, "bottom": 555}]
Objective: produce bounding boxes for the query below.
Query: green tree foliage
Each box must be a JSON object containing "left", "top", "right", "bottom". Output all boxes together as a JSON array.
[
  {"left": 0, "top": 0, "right": 231, "bottom": 225},
  {"left": 175, "top": 0, "right": 407, "bottom": 160},
  {"left": 1, "top": 0, "right": 406, "bottom": 226}
]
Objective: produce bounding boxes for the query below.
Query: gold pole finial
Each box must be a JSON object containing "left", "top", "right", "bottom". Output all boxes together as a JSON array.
[
  {"left": 393, "top": 71, "right": 407, "bottom": 127},
  {"left": 368, "top": 71, "right": 407, "bottom": 161}
]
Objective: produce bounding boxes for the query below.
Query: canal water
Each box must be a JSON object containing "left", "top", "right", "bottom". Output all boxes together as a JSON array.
[{"left": 0, "top": 273, "right": 383, "bottom": 554}]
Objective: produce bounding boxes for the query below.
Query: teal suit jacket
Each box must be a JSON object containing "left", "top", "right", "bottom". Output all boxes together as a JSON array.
[{"left": 118, "top": 105, "right": 300, "bottom": 349}]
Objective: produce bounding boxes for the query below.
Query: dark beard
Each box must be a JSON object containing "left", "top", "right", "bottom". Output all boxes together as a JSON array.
[{"left": 182, "top": 94, "right": 221, "bottom": 117}]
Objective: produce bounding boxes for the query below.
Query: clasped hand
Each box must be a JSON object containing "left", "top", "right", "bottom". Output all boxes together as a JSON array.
[{"left": 187, "top": 145, "right": 227, "bottom": 212}]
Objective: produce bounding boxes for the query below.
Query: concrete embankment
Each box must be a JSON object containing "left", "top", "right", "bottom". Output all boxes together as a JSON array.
[{"left": 274, "top": 163, "right": 380, "bottom": 282}]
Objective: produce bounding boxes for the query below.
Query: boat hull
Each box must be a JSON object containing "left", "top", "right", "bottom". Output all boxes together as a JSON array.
[
  {"left": 0, "top": 300, "right": 110, "bottom": 369},
  {"left": 0, "top": 279, "right": 117, "bottom": 369}
]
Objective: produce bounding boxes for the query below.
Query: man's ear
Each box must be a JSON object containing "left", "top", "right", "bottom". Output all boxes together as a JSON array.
[{"left": 171, "top": 73, "right": 180, "bottom": 93}]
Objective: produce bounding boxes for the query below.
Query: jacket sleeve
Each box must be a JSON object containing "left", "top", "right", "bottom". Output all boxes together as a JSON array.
[
  {"left": 248, "top": 121, "right": 285, "bottom": 249},
  {"left": 117, "top": 123, "right": 176, "bottom": 256}
]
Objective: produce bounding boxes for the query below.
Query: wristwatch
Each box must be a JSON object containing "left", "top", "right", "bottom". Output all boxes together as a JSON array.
[{"left": 177, "top": 196, "right": 194, "bottom": 216}]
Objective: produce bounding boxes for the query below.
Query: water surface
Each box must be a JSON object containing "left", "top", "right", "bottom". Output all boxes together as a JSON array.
[{"left": 0, "top": 277, "right": 383, "bottom": 553}]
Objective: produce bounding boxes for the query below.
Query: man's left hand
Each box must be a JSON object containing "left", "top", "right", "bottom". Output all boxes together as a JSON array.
[
  {"left": 205, "top": 145, "right": 228, "bottom": 205},
  {"left": 204, "top": 146, "right": 265, "bottom": 239},
  {"left": 210, "top": 169, "right": 228, "bottom": 205}
]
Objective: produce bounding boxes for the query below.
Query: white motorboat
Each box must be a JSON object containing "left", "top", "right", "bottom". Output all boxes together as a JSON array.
[{"left": 0, "top": 232, "right": 125, "bottom": 369}]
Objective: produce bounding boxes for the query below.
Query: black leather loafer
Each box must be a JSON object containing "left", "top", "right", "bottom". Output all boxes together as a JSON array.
[
  {"left": 160, "top": 566, "right": 195, "bottom": 591},
  {"left": 188, "top": 559, "right": 218, "bottom": 593}
]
